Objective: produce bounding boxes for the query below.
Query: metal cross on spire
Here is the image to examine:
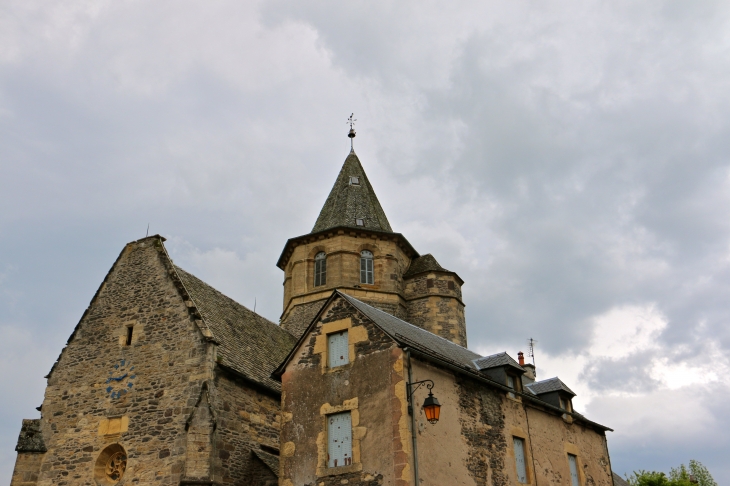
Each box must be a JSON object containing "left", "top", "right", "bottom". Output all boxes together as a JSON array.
[{"left": 347, "top": 113, "right": 357, "bottom": 152}]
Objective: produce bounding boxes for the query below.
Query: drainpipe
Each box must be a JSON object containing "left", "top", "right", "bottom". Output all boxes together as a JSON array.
[{"left": 404, "top": 348, "right": 420, "bottom": 486}]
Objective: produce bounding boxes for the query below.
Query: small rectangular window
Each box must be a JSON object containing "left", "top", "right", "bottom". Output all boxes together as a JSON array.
[
  {"left": 355, "top": 218, "right": 364, "bottom": 226},
  {"left": 125, "top": 326, "right": 134, "bottom": 346},
  {"left": 513, "top": 437, "right": 528, "bottom": 483},
  {"left": 328, "top": 331, "right": 349, "bottom": 368},
  {"left": 349, "top": 176, "right": 360, "bottom": 185},
  {"left": 506, "top": 375, "right": 516, "bottom": 398},
  {"left": 328, "top": 411, "right": 352, "bottom": 467},
  {"left": 426, "top": 279, "right": 434, "bottom": 288},
  {"left": 568, "top": 454, "right": 580, "bottom": 486},
  {"left": 448, "top": 281, "right": 455, "bottom": 290}
]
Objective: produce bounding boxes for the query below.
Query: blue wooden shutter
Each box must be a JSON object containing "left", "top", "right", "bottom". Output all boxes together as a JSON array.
[
  {"left": 327, "top": 412, "right": 352, "bottom": 468},
  {"left": 569, "top": 454, "right": 580, "bottom": 486},
  {"left": 513, "top": 437, "right": 527, "bottom": 483},
  {"left": 328, "top": 331, "right": 349, "bottom": 368}
]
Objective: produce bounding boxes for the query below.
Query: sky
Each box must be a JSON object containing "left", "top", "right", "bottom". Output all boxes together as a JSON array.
[{"left": 1, "top": 0, "right": 729, "bottom": 483}]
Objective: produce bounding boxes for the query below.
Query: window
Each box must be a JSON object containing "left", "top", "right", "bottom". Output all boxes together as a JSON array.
[
  {"left": 328, "top": 412, "right": 352, "bottom": 467},
  {"left": 314, "top": 252, "right": 327, "bottom": 287},
  {"left": 506, "top": 375, "right": 516, "bottom": 398},
  {"left": 513, "top": 437, "right": 528, "bottom": 483},
  {"left": 328, "top": 331, "right": 349, "bottom": 368},
  {"left": 427, "top": 279, "right": 434, "bottom": 288},
  {"left": 355, "top": 218, "right": 364, "bottom": 226},
  {"left": 448, "top": 281, "right": 455, "bottom": 290},
  {"left": 349, "top": 176, "right": 360, "bottom": 185},
  {"left": 568, "top": 454, "right": 580, "bottom": 486},
  {"left": 559, "top": 397, "right": 572, "bottom": 412},
  {"left": 360, "top": 250, "right": 374, "bottom": 284},
  {"left": 125, "top": 326, "right": 134, "bottom": 346}
]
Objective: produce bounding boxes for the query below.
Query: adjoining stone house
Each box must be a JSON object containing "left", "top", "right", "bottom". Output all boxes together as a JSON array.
[
  {"left": 12, "top": 140, "right": 617, "bottom": 486},
  {"left": 274, "top": 291, "right": 614, "bottom": 486}
]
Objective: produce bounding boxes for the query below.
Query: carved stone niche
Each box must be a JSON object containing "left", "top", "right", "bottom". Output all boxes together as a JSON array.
[{"left": 94, "top": 443, "right": 127, "bottom": 485}]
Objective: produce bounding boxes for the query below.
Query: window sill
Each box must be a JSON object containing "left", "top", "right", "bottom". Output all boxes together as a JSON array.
[{"left": 317, "top": 463, "right": 362, "bottom": 477}]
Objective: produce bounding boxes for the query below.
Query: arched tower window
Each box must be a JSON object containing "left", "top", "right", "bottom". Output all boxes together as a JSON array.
[
  {"left": 314, "top": 252, "right": 327, "bottom": 287},
  {"left": 360, "top": 250, "right": 374, "bottom": 284}
]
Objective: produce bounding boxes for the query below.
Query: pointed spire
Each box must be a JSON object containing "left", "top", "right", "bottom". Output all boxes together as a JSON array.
[{"left": 311, "top": 151, "right": 393, "bottom": 234}]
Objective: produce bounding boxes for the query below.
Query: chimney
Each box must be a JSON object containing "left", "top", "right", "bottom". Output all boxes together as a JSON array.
[{"left": 518, "top": 351, "right": 536, "bottom": 382}]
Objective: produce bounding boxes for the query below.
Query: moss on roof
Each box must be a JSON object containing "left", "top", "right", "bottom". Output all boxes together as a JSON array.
[
  {"left": 175, "top": 267, "right": 297, "bottom": 392},
  {"left": 311, "top": 151, "right": 393, "bottom": 233},
  {"left": 403, "top": 254, "right": 449, "bottom": 278}
]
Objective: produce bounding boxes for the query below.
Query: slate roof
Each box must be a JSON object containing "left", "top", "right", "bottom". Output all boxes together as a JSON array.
[
  {"left": 175, "top": 267, "right": 297, "bottom": 392},
  {"left": 311, "top": 151, "right": 393, "bottom": 233},
  {"left": 15, "top": 419, "right": 46, "bottom": 453},
  {"left": 473, "top": 352, "right": 525, "bottom": 372},
  {"left": 338, "top": 292, "right": 482, "bottom": 370},
  {"left": 526, "top": 377, "right": 576, "bottom": 397},
  {"left": 403, "top": 254, "right": 448, "bottom": 278},
  {"left": 252, "top": 449, "right": 280, "bottom": 476}
]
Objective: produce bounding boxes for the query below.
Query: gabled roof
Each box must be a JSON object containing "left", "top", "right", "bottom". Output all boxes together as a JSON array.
[
  {"left": 526, "top": 377, "right": 576, "bottom": 397},
  {"left": 473, "top": 352, "right": 525, "bottom": 373},
  {"left": 175, "top": 266, "right": 297, "bottom": 392},
  {"left": 311, "top": 151, "right": 393, "bottom": 234}
]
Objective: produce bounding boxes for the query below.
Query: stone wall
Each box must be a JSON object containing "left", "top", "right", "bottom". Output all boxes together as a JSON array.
[
  {"left": 404, "top": 273, "right": 466, "bottom": 346},
  {"left": 12, "top": 238, "right": 213, "bottom": 486},
  {"left": 280, "top": 296, "right": 410, "bottom": 486},
  {"left": 209, "top": 369, "right": 282, "bottom": 485},
  {"left": 10, "top": 453, "right": 44, "bottom": 486}
]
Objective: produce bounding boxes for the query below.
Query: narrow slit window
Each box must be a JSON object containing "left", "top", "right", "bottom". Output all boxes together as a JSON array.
[
  {"left": 314, "top": 252, "right": 327, "bottom": 287},
  {"left": 360, "top": 250, "right": 374, "bottom": 284},
  {"left": 125, "top": 326, "right": 134, "bottom": 346},
  {"left": 568, "top": 454, "right": 580, "bottom": 486},
  {"left": 513, "top": 437, "right": 528, "bottom": 483},
  {"left": 328, "top": 331, "right": 349, "bottom": 368},
  {"left": 327, "top": 411, "right": 352, "bottom": 468}
]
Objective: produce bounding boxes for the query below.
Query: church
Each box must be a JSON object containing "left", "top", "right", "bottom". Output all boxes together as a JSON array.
[{"left": 11, "top": 129, "right": 616, "bottom": 486}]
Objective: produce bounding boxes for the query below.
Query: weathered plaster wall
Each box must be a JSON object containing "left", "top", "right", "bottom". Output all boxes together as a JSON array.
[
  {"left": 279, "top": 298, "right": 409, "bottom": 486},
  {"left": 407, "top": 359, "right": 478, "bottom": 486},
  {"left": 20, "top": 238, "right": 212, "bottom": 486}
]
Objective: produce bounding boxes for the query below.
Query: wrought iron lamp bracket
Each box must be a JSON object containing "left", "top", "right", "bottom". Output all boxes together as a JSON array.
[{"left": 406, "top": 379, "right": 435, "bottom": 415}]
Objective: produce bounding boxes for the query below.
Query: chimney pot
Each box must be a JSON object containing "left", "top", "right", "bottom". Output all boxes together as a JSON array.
[{"left": 518, "top": 351, "right": 525, "bottom": 366}]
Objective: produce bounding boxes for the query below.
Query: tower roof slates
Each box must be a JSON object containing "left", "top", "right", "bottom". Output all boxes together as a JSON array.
[{"left": 311, "top": 152, "right": 393, "bottom": 233}]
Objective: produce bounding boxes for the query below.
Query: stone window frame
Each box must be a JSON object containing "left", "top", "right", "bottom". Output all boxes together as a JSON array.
[
  {"left": 508, "top": 428, "right": 534, "bottom": 485},
  {"left": 316, "top": 398, "right": 367, "bottom": 477},
  {"left": 313, "top": 318, "right": 369, "bottom": 373},
  {"left": 314, "top": 251, "right": 327, "bottom": 287},
  {"left": 564, "top": 443, "right": 586, "bottom": 486}
]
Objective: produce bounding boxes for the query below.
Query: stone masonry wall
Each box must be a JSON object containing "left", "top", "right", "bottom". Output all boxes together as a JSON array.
[
  {"left": 19, "top": 238, "right": 212, "bottom": 486},
  {"left": 405, "top": 273, "right": 466, "bottom": 346},
  {"left": 209, "top": 370, "right": 282, "bottom": 486},
  {"left": 10, "top": 454, "right": 44, "bottom": 486}
]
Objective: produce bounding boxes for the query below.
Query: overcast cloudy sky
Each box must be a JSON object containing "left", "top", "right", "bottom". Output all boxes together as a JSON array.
[{"left": 2, "top": 0, "right": 729, "bottom": 483}]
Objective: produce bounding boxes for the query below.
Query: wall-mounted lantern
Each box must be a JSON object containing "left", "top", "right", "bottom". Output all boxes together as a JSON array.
[{"left": 407, "top": 379, "right": 441, "bottom": 424}]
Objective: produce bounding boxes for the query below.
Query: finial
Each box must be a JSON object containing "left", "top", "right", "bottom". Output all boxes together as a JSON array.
[{"left": 347, "top": 113, "right": 357, "bottom": 151}]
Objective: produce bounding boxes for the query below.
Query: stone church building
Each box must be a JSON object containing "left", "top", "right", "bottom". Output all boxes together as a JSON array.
[{"left": 12, "top": 138, "right": 616, "bottom": 486}]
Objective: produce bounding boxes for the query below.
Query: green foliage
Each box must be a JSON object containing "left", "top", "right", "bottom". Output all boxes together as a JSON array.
[{"left": 626, "top": 460, "right": 716, "bottom": 486}]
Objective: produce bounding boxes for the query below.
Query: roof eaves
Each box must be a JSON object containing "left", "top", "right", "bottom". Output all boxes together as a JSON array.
[{"left": 276, "top": 228, "right": 419, "bottom": 269}]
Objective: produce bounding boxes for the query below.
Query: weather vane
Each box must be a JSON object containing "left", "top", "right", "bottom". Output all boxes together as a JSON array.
[{"left": 347, "top": 113, "right": 357, "bottom": 151}]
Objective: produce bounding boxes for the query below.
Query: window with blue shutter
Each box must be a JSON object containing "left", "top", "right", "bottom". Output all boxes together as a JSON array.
[
  {"left": 568, "top": 454, "right": 580, "bottom": 486},
  {"left": 327, "top": 412, "right": 352, "bottom": 468},
  {"left": 513, "top": 437, "right": 528, "bottom": 483},
  {"left": 328, "top": 331, "right": 349, "bottom": 368}
]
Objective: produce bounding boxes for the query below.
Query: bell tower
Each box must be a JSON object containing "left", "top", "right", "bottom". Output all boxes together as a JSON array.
[{"left": 276, "top": 122, "right": 467, "bottom": 346}]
